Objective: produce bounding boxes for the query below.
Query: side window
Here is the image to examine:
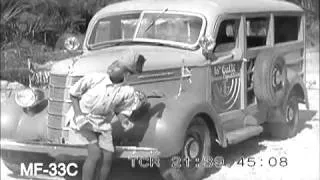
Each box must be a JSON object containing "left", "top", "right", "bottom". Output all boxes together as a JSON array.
[
  {"left": 246, "top": 17, "right": 269, "bottom": 48},
  {"left": 274, "top": 16, "right": 300, "bottom": 43},
  {"left": 214, "top": 19, "right": 240, "bottom": 53}
]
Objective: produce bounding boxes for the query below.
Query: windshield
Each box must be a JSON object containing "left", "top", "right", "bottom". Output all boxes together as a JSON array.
[
  {"left": 89, "top": 13, "right": 140, "bottom": 45},
  {"left": 88, "top": 11, "right": 204, "bottom": 48}
]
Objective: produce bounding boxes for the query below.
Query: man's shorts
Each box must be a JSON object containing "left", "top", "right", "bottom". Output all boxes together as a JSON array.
[{"left": 78, "top": 129, "right": 114, "bottom": 152}]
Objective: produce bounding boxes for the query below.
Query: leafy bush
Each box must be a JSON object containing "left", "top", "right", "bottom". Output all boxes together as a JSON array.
[
  {"left": 288, "top": 0, "right": 319, "bottom": 47},
  {"left": 0, "top": 0, "right": 121, "bottom": 85},
  {"left": 0, "top": 43, "right": 81, "bottom": 86}
]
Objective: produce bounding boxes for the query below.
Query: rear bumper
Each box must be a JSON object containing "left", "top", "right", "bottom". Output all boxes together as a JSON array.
[{"left": 0, "top": 139, "right": 160, "bottom": 159}]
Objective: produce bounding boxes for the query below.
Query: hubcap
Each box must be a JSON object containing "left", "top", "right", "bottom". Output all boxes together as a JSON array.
[
  {"left": 184, "top": 137, "right": 200, "bottom": 159},
  {"left": 286, "top": 105, "right": 295, "bottom": 123},
  {"left": 272, "top": 65, "right": 284, "bottom": 91}
]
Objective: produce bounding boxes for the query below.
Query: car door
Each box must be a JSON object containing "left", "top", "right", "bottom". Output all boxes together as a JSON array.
[{"left": 209, "top": 17, "right": 244, "bottom": 114}]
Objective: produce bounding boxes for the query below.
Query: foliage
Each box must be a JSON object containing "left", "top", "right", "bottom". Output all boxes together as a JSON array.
[
  {"left": 0, "top": 0, "right": 87, "bottom": 49},
  {"left": 0, "top": 0, "right": 31, "bottom": 45},
  {"left": 0, "top": 0, "right": 124, "bottom": 85},
  {"left": 0, "top": 45, "right": 81, "bottom": 86},
  {"left": 287, "top": 0, "right": 319, "bottom": 47}
]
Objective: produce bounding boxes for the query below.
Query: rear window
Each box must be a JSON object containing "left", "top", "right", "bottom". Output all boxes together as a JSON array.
[{"left": 274, "top": 16, "right": 300, "bottom": 43}]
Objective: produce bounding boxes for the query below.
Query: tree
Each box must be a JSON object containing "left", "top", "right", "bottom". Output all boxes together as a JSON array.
[{"left": 286, "top": 0, "right": 319, "bottom": 47}]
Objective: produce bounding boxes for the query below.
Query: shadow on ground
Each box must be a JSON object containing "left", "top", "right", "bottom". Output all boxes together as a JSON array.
[{"left": 297, "top": 109, "right": 318, "bottom": 130}]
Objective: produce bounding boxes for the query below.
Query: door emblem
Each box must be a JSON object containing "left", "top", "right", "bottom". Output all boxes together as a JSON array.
[{"left": 212, "top": 62, "right": 241, "bottom": 112}]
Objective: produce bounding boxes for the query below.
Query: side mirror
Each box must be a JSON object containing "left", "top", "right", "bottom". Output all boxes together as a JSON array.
[{"left": 199, "top": 36, "right": 216, "bottom": 59}]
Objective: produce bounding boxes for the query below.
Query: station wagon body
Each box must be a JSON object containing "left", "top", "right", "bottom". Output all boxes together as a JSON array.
[{"left": 1, "top": 0, "right": 308, "bottom": 179}]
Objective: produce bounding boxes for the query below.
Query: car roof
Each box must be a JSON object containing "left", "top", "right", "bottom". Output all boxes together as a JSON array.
[{"left": 96, "top": 0, "right": 303, "bottom": 18}]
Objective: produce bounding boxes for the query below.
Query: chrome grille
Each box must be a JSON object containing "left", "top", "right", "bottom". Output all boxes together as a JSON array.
[
  {"left": 48, "top": 114, "right": 67, "bottom": 128},
  {"left": 49, "top": 74, "right": 81, "bottom": 88},
  {"left": 50, "top": 75, "right": 67, "bottom": 87},
  {"left": 47, "top": 74, "right": 82, "bottom": 143},
  {"left": 47, "top": 127, "right": 69, "bottom": 144},
  {"left": 49, "top": 86, "right": 71, "bottom": 102},
  {"left": 48, "top": 101, "right": 72, "bottom": 115}
]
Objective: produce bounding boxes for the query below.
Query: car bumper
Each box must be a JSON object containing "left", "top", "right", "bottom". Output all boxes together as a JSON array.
[{"left": 0, "top": 139, "right": 160, "bottom": 160}]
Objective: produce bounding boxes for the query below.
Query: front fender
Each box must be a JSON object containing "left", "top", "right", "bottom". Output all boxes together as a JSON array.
[
  {"left": 14, "top": 107, "right": 48, "bottom": 140},
  {"left": 136, "top": 93, "right": 224, "bottom": 158},
  {"left": 287, "top": 68, "right": 309, "bottom": 109},
  {"left": 1, "top": 92, "right": 48, "bottom": 140},
  {"left": 1, "top": 93, "right": 24, "bottom": 138},
  {"left": 288, "top": 78, "right": 309, "bottom": 109}
]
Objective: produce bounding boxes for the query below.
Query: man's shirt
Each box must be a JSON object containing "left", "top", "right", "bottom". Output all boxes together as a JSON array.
[{"left": 69, "top": 73, "right": 143, "bottom": 131}]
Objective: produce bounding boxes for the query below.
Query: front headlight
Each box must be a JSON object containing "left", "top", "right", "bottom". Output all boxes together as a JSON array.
[{"left": 15, "top": 88, "right": 44, "bottom": 108}]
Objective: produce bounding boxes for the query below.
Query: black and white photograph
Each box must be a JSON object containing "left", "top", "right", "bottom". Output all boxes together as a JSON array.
[{"left": 0, "top": 0, "right": 319, "bottom": 179}]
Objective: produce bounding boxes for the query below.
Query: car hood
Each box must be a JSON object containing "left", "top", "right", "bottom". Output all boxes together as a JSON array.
[{"left": 50, "top": 45, "right": 206, "bottom": 76}]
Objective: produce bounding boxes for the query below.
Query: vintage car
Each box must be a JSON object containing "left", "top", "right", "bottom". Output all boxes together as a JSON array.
[{"left": 1, "top": 0, "right": 308, "bottom": 179}]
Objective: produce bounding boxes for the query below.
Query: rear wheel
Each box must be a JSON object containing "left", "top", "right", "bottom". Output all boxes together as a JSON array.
[
  {"left": 159, "top": 116, "right": 215, "bottom": 180},
  {"left": 266, "top": 91, "right": 300, "bottom": 139}
]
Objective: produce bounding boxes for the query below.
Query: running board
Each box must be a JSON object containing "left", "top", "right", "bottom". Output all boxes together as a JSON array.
[{"left": 226, "top": 126, "right": 263, "bottom": 145}]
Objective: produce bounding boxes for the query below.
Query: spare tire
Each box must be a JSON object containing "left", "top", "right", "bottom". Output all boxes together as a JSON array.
[{"left": 253, "top": 50, "right": 287, "bottom": 107}]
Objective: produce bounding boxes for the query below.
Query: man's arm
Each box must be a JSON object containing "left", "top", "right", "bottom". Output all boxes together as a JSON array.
[
  {"left": 69, "top": 75, "right": 96, "bottom": 122},
  {"left": 117, "top": 113, "right": 134, "bottom": 132},
  {"left": 70, "top": 95, "right": 84, "bottom": 119},
  {"left": 113, "top": 86, "right": 147, "bottom": 132}
]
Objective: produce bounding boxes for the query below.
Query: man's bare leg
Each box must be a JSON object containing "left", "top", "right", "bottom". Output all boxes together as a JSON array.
[
  {"left": 99, "top": 149, "right": 113, "bottom": 180},
  {"left": 81, "top": 130, "right": 101, "bottom": 180}
]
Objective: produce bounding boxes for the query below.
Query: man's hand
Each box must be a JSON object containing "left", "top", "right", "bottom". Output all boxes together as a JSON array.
[
  {"left": 69, "top": 113, "right": 85, "bottom": 130},
  {"left": 73, "top": 113, "right": 85, "bottom": 123},
  {"left": 117, "top": 114, "right": 134, "bottom": 132},
  {"left": 73, "top": 110, "right": 86, "bottom": 123}
]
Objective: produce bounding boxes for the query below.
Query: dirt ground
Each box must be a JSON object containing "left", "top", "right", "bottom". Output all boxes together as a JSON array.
[{"left": 1, "top": 51, "right": 319, "bottom": 180}]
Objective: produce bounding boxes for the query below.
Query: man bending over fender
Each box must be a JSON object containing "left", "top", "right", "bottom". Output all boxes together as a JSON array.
[{"left": 68, "top": 53, "right": 147, "bottom": 180}]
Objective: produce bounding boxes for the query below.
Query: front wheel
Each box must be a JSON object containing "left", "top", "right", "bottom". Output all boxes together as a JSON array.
[{"left": 159, "top": 117, "right": 216, "bottom": 180}]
